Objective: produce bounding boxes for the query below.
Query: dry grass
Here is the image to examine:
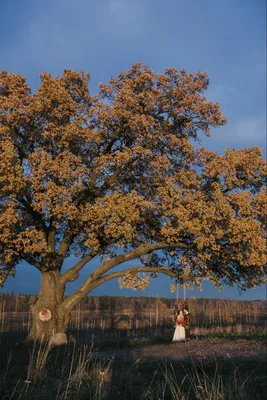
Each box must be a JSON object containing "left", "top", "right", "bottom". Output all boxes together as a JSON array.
[
  {"left": 0, "top": 294, "right": 266, "bottom": 399},
  {"left": 0, "top": 342, "right": 266, "bottom": 400}
]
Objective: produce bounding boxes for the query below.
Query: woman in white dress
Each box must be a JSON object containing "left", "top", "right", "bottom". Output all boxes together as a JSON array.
[{"left": 172, "top": 310, "right": 186, "bottom": 342}]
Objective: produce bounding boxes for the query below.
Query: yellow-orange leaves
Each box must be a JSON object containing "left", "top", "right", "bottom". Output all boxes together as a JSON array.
[
  {"left": 118, "top": 271, "right": 150, "bottom": 291},
  {"left": 82, "top": 191, "right": 151, "bottom": 251},
  {"left": 0, "top": 64, "right": 265, "bottom": 293}
]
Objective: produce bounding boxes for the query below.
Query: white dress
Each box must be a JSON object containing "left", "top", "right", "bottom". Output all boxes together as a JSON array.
[{"left": 172, "top": 323, "right": 186, "bottom": 342}]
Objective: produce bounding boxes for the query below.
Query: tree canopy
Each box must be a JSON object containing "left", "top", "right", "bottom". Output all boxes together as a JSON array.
[{"left": 0, "top": 63, "right": 266, "bottom": 298}]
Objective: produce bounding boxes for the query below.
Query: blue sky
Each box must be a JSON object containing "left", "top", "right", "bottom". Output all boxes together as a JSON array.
[{"left": 0, "top": 0, "right": 266, "bottom": 300}]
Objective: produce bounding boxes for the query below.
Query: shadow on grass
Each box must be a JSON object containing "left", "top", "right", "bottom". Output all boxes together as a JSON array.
[{"left": 0, "top": 329, "right": 266, "bottom": 399}]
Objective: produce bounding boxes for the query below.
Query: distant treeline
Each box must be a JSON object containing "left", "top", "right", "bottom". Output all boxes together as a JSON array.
[{"left": 1, "top": 294, "right": 266, "bottom": 331}]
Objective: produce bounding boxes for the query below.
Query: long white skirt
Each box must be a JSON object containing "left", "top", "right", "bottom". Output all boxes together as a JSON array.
[{"left": 172, "top": 325, "right": 186, "bottom": 342}]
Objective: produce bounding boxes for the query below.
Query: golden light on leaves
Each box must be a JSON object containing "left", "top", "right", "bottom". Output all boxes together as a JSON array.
[
  {"left": 118, "top": 272, "right": 150, "bottom": 291},
  {"left": 170, "top": 283, "right": 177, "bottom": 293},
  {"left": 0, "top": 63, "right": 266, "bottom": 293}
]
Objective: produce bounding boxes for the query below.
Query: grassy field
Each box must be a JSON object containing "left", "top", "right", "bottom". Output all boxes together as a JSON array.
[{"left": 0, "top": 294, "right": 266, "bottom": 399}]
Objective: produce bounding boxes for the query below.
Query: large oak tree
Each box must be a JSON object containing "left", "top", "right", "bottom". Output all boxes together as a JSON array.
[{"left": 0, "top": 63, "right": 266, "bottom": 344}]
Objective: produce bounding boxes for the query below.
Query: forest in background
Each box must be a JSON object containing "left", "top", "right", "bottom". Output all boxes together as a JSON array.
[{"left": 1, "top": 294, "right": 266, "bottom": 344}]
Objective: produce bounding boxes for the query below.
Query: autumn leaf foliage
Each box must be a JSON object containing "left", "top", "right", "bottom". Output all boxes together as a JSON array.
[{"left": 0, "top": 63, "right": 266, "bottom": 296}]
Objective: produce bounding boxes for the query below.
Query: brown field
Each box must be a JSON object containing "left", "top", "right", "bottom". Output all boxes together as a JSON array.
[{"left": 0, "top": 294, "right": 266, "bottom": 399}]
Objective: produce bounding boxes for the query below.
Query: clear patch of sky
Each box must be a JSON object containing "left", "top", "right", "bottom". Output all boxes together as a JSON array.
[{"left": 0, "top": 0, "right": 266, "bottom": 299}]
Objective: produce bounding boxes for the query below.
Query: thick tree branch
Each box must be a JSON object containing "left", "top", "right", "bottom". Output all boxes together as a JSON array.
[
  {"left": 60, "top": 251, "right": 97, "bottom": 284},
  {"left": 93, "top": 266, "right": 176, "bottom": 287},
  {"left": 58, "top": 226, "right": 74, "bottom": 258},
  {"left": 92, "top": 241, "right": 188, "bottom": 280},
  {"left": 61, "top": 241, "right": 188, "bottom": 311},
  {"left": 19, "top": 198, "right": 47, "bottom": 237},
  {"left": 47, "top": 226, "right": 56, "bottom": 252},
  {"left": 22, "top": 255, "right": 43, "bottom": 272}
]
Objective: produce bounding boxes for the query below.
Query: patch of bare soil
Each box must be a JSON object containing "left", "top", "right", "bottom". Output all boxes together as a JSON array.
[{"left": 94, "top": 339, "right": 267, "bottom": 363}]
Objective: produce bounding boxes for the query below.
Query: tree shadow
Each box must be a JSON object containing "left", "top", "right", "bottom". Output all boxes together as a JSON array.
[{"left": 1, "top": 327, "right": 266, "bottom": 400}]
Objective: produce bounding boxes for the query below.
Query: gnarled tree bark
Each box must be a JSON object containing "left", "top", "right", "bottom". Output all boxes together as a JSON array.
[{"left": 26, "top": 271, "right": 69, "bottom": 346}]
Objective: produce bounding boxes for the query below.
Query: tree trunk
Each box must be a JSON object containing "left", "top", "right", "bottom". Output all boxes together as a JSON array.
[{"left": 26, "top": 271, "right": 69, "bottom": 346}]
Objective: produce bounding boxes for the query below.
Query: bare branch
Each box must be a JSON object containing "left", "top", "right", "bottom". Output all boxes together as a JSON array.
[
  {"left": 47, "top": 227, "right": 56, "bottom": 252},
  {"left": 61, "top": 251, "right": 97, "bottom": 284},
  {"left": 61, "top": 241, "right": 188, "bottom": 311},
  {"left": 58, "top": 226, "right": 74, "bottom": 258},
  {"left": 93, "top": 266, "right": 176, "bottom": 287},
  {"left": 92, "top": 241, "right": 188, "bottom": 280}
]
